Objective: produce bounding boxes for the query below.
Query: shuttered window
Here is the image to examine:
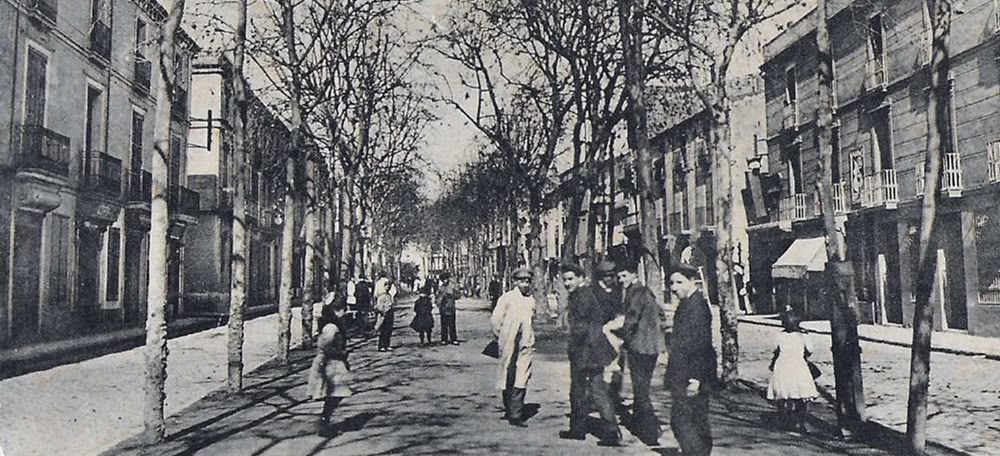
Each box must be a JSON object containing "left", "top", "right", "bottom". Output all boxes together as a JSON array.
[
  {"left": 48, "top": 215, "right": 70, "bottom": 307},
  {"left": 106, "top": 228, "right": 120, "bottom": 301},
  {"left": 130, "top": 111, "right": 144, "bottom": 171},
  {"left": 25, "top": 47, "right": 47, "bottom": 126}
]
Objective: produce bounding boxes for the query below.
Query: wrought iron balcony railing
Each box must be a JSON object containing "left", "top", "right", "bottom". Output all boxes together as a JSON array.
[
  {"left": 832, "top": 182, "right": 847, "bottom": 214},
  {"left": 80, "top": 151, "right": 122, "bottom": 196},
  {"left": 942, "top": 152, "right": 962, "bottom": 197},
  {"left": 989, "top": 140, "right": 1000, "bottom": 183},
  {"left": 127, "top": 169, "right": 152, "bottom": 202},
  {"left": 168, "top": 185, "right": 200, "bottom": 217},
  {"left": 15, "top": 124, "right": 70, "bottom": 176},
  {"left": 864, "top": 169, "right": 898, "bottom": 209}
]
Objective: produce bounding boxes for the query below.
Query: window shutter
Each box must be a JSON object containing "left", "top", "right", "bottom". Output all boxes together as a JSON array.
[{"left": 25, "top": 48, "right": 47, "bottom": 126}]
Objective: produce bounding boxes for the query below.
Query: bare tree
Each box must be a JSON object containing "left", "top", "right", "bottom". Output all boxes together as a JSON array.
[
  {"left": 144, "top": 0, "right": 187, "bottom": 442},
  {"left": 907, "top": 0, "right": 953, "bottom": 452}
]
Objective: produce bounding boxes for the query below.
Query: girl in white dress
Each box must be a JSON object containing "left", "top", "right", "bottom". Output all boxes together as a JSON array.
[{"left": 767, "top": 310, "right": 818, "bottom": 432}]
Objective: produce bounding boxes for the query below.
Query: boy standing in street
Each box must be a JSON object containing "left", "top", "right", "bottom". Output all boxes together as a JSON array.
[{"left": 616, "top": 262, "right": 666, "bottom": 446}]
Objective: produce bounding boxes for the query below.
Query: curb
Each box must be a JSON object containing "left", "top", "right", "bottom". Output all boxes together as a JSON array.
[
  {"left": 736, "top": 379, "right": 972, "bottom": 456},
  {"left": 739, "top": 316, "right": 1000, "bottom": 361}
]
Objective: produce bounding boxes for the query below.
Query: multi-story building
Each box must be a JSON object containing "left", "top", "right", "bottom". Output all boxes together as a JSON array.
[
  {"left": 754, "top": 0, "right": 1000, "bottom": 336},
  {"left": 654, "top": 76, "right": 764, "bottom": 307},
  {"left": 0, "top": 0, "right": 198, "bottom": 347},
  {"left": 184, "top": 54, "right": 286, "bottom": 315}
]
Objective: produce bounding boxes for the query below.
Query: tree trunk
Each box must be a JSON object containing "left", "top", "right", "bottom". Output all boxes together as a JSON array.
[
  {"left": 277, "top": 157, "right": 296, "bottom": 363},
  {"left": 815, "top": 0, "right": 866, "bottom": 431},
  {"left": 340, "top": 178, "right": 354, "bottom": 279},
  {"left": 225, "top": 0, "right": 249, "bottom": 393},
  {"left": 301, "top": 159, "right": 316, "bottom": 348},
  {"left": 620, "top": 0, "right": 664, "bottom": 305},
  {"left": 708, "top": 101, "right": 740, "bottom": 386},
  {"left": 907, "top": 1, "right": 951, "bottom": 452},
  {"left": 143, "top": 0, "right": 184, "bottom": 442}
]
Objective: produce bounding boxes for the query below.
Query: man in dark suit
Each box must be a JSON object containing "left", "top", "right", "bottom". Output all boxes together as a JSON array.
[
  {"left": 592, "top": 260, "right": 625, "bottom": 412},
  {"left": 616, "top": 262, "right": 666, "bottom": 446},
  {"left": 488, "top": 276, "right": 502, "bottom": 311},
  {"left": 558, "top": 263, "right": 622, "bottom": 447},
  {"left": 665, "top": 263, "right": 717, "bottom": 456}
]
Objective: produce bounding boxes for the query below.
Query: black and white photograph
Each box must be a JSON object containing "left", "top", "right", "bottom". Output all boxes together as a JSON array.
[{"left": 0, "top": 0, "right": 997, "bottom": 454}]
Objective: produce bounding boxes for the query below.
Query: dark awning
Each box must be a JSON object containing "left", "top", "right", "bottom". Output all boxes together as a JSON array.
[{"left": 771, "top": 237, "right": 828, "bottom": 280}]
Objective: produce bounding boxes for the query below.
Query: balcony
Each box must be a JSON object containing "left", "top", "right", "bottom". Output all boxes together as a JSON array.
[
  {"left": 133, "top": 56, "right": 151, "bottom": 95},
  {"left": 793, "top": 193, "right": 808, "bottom": 220},
  {"left": 169, "top": 185, "right": 200, "bottom": 218},
  {"left": 127, "top": 169, "right": 152, "bottom": 202},
  {"left": 15, "top": 124, "right": 70, "bottom": 177},
  {"left": 781, "top": 100, "right": 799, "bottom": 131},
  {"left": 27, "top": 0, "right": 57, "bottom": 27},
  {"left": 915, "top": 161, "right": 925, "bottom": 197},
  {"left": 88, "top": 21, "right": 111, "bottom": 64},
  {"left": 171, "top": 87, "right": 188, "bottom": 121},
  {"left": 832, "top": 182, "right": 847, "bottom": 214},
  {"left": 863, "top": 169, "right": 898, "bottom": 209},
  {"left": 942, "top": 152, "right": 962, "bottom": 197},
  {"left": 80, "top": 151, "right": 122, "bottom": 197}
]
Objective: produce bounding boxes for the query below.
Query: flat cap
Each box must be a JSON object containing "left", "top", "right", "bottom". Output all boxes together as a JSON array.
[
  {"left": 512, "top": 267, "right": 533, "bottom": 279},
  {"left": 672, "top": 262, "right": 700, "bottom": 279},
  {"left": 595, "top": 260, "right": 616, "bottom": 273}
]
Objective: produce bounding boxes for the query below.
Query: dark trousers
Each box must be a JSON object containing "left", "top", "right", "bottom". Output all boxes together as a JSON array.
[
  {"left": 377, "top": 310, "right": 394, "bottom": 349},
  {"left": 629, "top": 352, "right": 661, "bottom": 443},
  {"left": 569, "top": 361, "right": 619, "bottom": 438},
  {"left": 440, "top": 313, "right": 457, "bottom": 343},
  {"left": 671, "top": 390, "right": 712, "bottom": 456},
  {"left": 502, "top": 353, "right": 525, "bottom": 421},
  {"left": 319, "top": 397, "right": 342, "bottom": 424}
]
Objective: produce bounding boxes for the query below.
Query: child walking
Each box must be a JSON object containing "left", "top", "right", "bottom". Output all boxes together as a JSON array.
[
  {"left": 767, "top": 310, "right": 818, "bottom": 433},
  {"left": 308, "top": 304, "right": 353, "bottom": 437},
  {"left": 411, "top": 284, "right": 435, "bottom": 345}
]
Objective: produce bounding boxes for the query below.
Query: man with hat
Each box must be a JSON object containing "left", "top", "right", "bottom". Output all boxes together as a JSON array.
[
  {"left": 665, "top": 263, "right": 717, "bottom": 456},
  {"left": 438, "top": 271, "right": 459, "bottom": 345},
  {"left": 558, "top": 263, "right": 622, "bottom": 446},
  {"left": 490, "top": 266, "right": 537, "bottom": 427},
  {"left": 593, "top": 260, "right": 626, "bottom": 412}
]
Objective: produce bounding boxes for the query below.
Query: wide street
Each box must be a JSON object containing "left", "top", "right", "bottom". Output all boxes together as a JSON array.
[{"left": 94, "top": 296, "right": 902, "bottom": 456}]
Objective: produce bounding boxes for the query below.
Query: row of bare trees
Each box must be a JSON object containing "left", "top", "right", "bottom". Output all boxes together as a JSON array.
[
  {"left": 429, "top": 0, "right": 953, "bottom": 452},
  {"left": 142, "top": 0, "right": 429, "bottom": 443}
]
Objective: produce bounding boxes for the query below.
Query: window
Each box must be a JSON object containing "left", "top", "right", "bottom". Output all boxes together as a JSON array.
[
  {"left": 785, "top": 144, "right": 803, "bottom": 194},
  {"left": 48, "top": 215, "right": 70, "bottom": 306},
  {"left": 25, "top": 46, "right": 48, "bottom": 126},
  {"left": 784, "top": 66, "right": 797, "bottom": 104},
  {"left": 106, "top": 227, "right": 120, "bottom": 301},
  {"left": 135, "top": 19, "right": 146, "bottom": 56},
  {"left": 85, "top": 86, "right": 102, "bottom": 152},
  {"left": 870, "top": 107, "right": 893, "bottom": 170},
  {"left": 130, "top": 111, "right": 143, "bottom": 171},
  {"left": 169, "top": 135, "right": 182, "bottom": 187},
  {"left": 868, "top": 14, "right": 886, "bottom": 85}
]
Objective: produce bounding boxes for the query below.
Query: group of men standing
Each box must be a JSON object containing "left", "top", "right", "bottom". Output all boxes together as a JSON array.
[{"left": 489, "top": 260, "right": 717, "bottom": 455}]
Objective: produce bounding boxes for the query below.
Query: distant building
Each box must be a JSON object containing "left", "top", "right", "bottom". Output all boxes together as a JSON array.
[
  {"left": 0, "top": 0, "right": 198, "bottom": 347},
  {"left": 753, "top": 0, "right": 1000, "bottom": 336},
  {"left": 183, "top": 54, "right": 287, "bottom": 314}
]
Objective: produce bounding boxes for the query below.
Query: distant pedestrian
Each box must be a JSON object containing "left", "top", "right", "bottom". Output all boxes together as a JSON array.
[
  {"left": 374, "top": 275, "right": 397, "bottom": 352},
  {"left": 488, "top": 276, "right": 502, "bottom": 311},
  {"left": 438, "top": 273, "right": 459, "bottom": 345},
  {"left": 616, "top": 262, "right": 666, "bottom": 446},
  {"left": 767, "top": 309, "right": 818, "bottom": 433},
  {"left": 664, "top": 263, "right": 717, "bottom": 456},
  {"left": 308, "top": 303, "right": 353, "bottom": 438},
  {"left": 558, "top": 263, "right": 622, "bottom": 447},
  {"left": 491, "top": 267, "right": 536, "bottom": 428},
  {"left": 410, "top": 284, "right": 435, "bottom": 345}
]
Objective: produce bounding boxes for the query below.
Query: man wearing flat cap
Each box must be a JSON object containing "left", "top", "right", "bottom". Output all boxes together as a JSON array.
[
  {"left": 616, "top": 262, "right": 666, "bottom": 446},
  {"left": 665, "top": 263, "right": 717, "bottom": 456},
  {"left": 593, "top": 260, "right": 626, "bottom": 411},
  {"left": 490, "top": 267, "right": 536, "bottom": 427},
  {"left": 558, "top": 263, "right": 621, "bottom": 446}
]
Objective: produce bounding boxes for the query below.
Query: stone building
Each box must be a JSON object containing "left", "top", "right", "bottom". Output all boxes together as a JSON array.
[
  {"left": 0, "top": 0, "right": 198, "bottom": 347},
  {"left": 753, "top": 0, "right": 1000, "bottom": 336}
]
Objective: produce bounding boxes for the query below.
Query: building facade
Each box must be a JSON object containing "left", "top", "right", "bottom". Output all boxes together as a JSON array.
[
  {"left": 0, "top": 0, "right": 198, "bottom": 347},
  {"left": 183, "top": 55, "right": 286, "bottom": 315},
  {"left": 754, "top": 0, "right": 1000, "bottom": 336}
]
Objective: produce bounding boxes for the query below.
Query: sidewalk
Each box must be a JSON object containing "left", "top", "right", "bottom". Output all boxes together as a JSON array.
[
  {"left": 740, "top": 314, "right": 1000, "bottom": 360},
  {"left": 0, "top": 303, "right": 278, "bottom": 380},
  {"left": 102, "top": 297, "right": 898, "bottom": 455}
]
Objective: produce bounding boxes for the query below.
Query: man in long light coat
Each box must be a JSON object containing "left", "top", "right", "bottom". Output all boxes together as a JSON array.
[{"left": 490, "top": 267, "right": 536, "bottom": 427}]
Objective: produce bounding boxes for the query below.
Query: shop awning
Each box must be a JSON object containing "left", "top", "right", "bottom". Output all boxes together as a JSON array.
[{"left": 771, "top": 237, "right": 828, "bottom": 280}]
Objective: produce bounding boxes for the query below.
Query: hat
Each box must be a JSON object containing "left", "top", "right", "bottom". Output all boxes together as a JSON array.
[
  {"left": 672, "top": 263, "right": 700, "bottom": 280},
  {"left": 595, "top": 260, "right": 616, "bottom": 274},
  {"left": 512, "top": 267, "right": 533, "bottom": 279}
]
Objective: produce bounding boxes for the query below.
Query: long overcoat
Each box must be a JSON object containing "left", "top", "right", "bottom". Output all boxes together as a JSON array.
[
  {"left": 490, "top": 288, "right": 535, "bottom": 390},
  {"left": 308, "top": 322, "right": 353, "bottom": 400}
]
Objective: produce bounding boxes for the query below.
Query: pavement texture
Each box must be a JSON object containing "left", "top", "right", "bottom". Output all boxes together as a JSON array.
[
  {"left": 99, "top": 297, "right": 903, "bottom": 456},
  {"left": 0, "top": 310, "right": 306, "bottom": 456},
  {"left": 739, "top": 318, "right": 999, "bottom": 456}
]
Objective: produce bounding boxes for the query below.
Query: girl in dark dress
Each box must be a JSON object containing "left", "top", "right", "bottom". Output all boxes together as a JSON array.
[{"left": 410, "top": 285, "right": 435, "bottom": 345}]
